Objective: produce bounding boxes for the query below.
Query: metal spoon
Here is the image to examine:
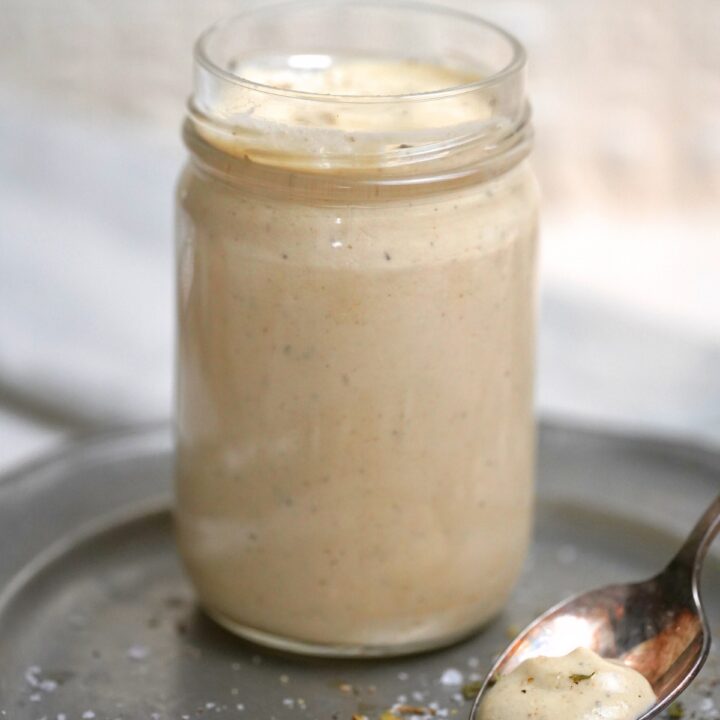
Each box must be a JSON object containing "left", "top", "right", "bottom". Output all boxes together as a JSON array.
[{"left": 469, "top": 494, "right": 720, "bottom": 720}]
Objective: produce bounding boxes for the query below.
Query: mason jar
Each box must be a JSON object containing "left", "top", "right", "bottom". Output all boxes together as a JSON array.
[{"left": 175, "top": 0, "right": 538, "bottom": 657}]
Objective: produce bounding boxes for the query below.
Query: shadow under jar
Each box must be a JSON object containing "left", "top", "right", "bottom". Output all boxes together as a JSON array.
[{"left": 175, "top": 0, "right": 539, "bottom": 657}]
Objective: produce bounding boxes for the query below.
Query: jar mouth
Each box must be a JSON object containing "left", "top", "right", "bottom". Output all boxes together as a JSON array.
[
  {"left": 194, "top": 0, "right": 526, "bottom": 103},
  {"left": 189, "top": 0, "right": 531, "bottom": 176}
]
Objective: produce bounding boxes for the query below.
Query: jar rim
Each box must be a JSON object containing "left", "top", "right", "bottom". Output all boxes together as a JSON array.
[{"left": 194, "top": 0, "right": 526, "bottom": 104}]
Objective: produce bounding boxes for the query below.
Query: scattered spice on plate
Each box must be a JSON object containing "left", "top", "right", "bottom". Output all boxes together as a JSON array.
[
  {"left": 462, "top": 680, "right": 483, "bottom": 700},
  {"left": 394, "top": 705, "right": 432, "bottom": 715}
]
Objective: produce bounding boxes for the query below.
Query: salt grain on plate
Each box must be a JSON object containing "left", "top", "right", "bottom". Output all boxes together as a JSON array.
[
  {"left": 699, "top": 697, "right": 720, "bottom": 718},
  {"left": 236, "top": 704, "right": 245, "bottom": 711},
  {"left": 467, "top": 657, "right": 480, "bottom": 669},
  {"left": 440, "top": 668, "right": 463, "bottom": 686},
  {"left": 25, "top": 666, "right": 42, "bottom": 687},
  {"left": 25, "top": 666, "right": 59, "bottom": 696},
  {"left": 82, "top": 713, "right": 96, "bottom": 719},
  {"left": 397, "top": 672, "right": 409, "bottom": 681},
  {"left": 127, "top": 644, "right": 150, "bottom": 661}
]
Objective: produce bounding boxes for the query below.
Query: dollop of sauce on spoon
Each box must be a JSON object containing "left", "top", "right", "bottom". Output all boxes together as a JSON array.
[{"left": 477, "top": 647, "right": 656, "bottom": 720}]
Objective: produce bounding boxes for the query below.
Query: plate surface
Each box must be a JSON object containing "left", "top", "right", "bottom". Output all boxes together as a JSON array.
[{"left": 0, "top": 423, "right": 719, "bottom": 719}]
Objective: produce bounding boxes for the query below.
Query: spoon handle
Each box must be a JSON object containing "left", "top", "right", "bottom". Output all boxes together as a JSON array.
[{"left": 667, "top": 494, "right": 720, "bottom": 579}]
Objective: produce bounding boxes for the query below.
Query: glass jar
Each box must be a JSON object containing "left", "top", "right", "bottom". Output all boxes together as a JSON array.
[{"left": 175, "top": 0, "right": 538, "bottom": 657}]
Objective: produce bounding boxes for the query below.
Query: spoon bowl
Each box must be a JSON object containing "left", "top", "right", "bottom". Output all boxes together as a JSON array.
[{"left": 469, "top": 495, "right": 720, "bottom": 720}]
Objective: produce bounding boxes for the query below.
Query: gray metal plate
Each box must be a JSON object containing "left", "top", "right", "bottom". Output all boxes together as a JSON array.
[{"left": 0, "top": 423, "right": 719, "bottom": 719}]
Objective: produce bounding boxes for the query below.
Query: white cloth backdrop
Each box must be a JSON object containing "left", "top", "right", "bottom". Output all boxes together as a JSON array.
[{"left": 1, "top": 0, "right": 719, "bottom": 471}]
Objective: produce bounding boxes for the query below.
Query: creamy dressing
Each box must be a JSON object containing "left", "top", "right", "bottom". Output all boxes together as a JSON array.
[
  {"left": 176, "top": 53, "right": 538, "bottom": 651},
  {"left": 477, "top": 648, "right": 656, "bottom": 720},
  {"left": 234, "top": 55, "right": 479, "bottom": 96}
]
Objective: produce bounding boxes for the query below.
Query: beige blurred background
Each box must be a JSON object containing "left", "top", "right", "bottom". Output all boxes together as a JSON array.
[{"left": 1, "top": 0, "right": 719, "bottom": 469}]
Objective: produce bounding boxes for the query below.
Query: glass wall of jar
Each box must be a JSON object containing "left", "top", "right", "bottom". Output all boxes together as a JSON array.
[{"left": 175, "top": 0, "right": 539, "bottom": 657}]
